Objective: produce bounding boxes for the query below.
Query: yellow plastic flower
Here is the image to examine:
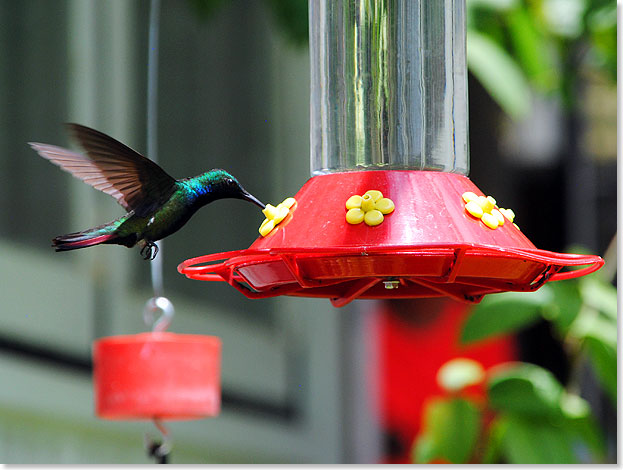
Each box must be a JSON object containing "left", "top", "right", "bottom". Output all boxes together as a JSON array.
[
  {"left": 259, "top": 197, "right": 296, "bottom": 237},
  {"left": 346, "top": 190, "right": 394, "bottom": 226},
  {"left": 462, "top": 191, "right": 518, "bottom": 230}
]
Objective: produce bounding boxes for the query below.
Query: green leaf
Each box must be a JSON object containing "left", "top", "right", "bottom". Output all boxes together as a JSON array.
[
  {"left": 467, "top": 30, "right": 532, "bottom": 119},
  {"left": 498, "top": 390, "right": 603, "bottom": 463},
  {"left": 466, "top": 0, "right": 518, "bottom": 11},
  {"left": 560, "top": 391, "right": 590, "bottom": 419},
  {"left": 416, "top": 398, "right": 482, "bottom": 464},
  {"left": 265, "top": 0, "right": 309, "bottom": 46},
  {"left": 505, "top": 6, "right": 559, "bottom": 92},
  {"left": 583, "top": 335, "right": 617, "bottom": 405},
  {"left": 412, "top": 434, "right": 437, "bottom": 464},
  {"left": 460, "top": 290, "right": 552, "bottom": 344},
  {"left": 570, "top": 308, "right": 617, "bottom": 349},
  {"left": 481, "top": 415, "right": 510, "bottom": 464},
  {"left": 579, "top": 276, "right": 617, "bottom": 321},
  {"left": 487, "top": 363, "right": 564, "bottom": 417},
  {"left": 542, "top": 280, "right": 582, "bottom": 335},
  {"left": 586, "top": 3, "right": 617, "bottom": 81},
  {"left": 502, "top": 414, "right": 577, "bottom": 464},
  {"left": 437, "top": 358, "right": 485, "bottom": 393},
  {"left": 564, "top": 411, "right": 607, "bottom": 461},
  {"left": 566, "top": 303, "right": 616, "bottom": 405},
  {"left": 466, "top": 6, "right": 507, "bottom": 42},
  {"left": 541, "top": 0, "right": 587, "bottom": 39}
]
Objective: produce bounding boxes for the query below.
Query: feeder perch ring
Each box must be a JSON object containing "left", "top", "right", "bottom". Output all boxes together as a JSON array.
[{"left": 178, "top": 243, "right": 603, "bottom": 307}]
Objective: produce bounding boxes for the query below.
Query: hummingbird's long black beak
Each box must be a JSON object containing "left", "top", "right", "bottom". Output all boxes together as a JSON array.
[{"left": 241, "top": 190, "right": 265, "bottom": 209}]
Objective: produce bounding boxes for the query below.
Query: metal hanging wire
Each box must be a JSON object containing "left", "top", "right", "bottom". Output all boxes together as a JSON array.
[
  {"left": 143, "top": 0, "right": 173, "bottom": 463},
  {"left": 147, "top": 0, "right": 163, "bottom": 300}
]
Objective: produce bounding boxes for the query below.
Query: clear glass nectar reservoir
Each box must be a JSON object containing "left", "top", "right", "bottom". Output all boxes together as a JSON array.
[{"left": 310, "top": 0, "right": 469, "bottom": 175}]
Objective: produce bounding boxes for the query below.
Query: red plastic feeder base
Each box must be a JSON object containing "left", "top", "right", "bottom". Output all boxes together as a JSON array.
[
  {"left": 93, "top": 332, "right": 221, "bottom": 420},
  {"left": 178, "top": 171, "right": 603, "bottom": 307}
]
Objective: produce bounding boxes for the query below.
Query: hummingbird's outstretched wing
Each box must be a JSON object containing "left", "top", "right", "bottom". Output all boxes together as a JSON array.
[{"left": 29, "top": 124, "right": 177, "bottom": 217}]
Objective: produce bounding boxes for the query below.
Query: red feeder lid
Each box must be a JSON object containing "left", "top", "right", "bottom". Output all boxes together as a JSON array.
[
  {"left": 178, "top": 171, "right": 603, "bottom": 307},
  {"left": 93, "top": 332, "right": 221, "bottom": 420}
]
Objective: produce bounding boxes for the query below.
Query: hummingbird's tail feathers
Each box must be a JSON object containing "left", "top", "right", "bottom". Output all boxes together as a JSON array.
[
  {"left": 52, "top": 213, "right": 136, "bottom": 252},
  {"left": 52, "top": 230, "right": 117, "bottom": 251}
]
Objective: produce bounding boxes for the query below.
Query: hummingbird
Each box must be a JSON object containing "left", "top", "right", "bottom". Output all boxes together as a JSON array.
[{"left": 29, "top": 123, "right": 265, "bottom": 260}]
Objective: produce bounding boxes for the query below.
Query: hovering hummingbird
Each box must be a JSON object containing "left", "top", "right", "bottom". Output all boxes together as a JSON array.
[{"left": 29, "top": 124, "right": 265, "bottom": 260}]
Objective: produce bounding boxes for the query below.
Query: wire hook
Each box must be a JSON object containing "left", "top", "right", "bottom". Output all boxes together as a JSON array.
[
  {"left": 143, "top": 296, "right": 175, "bottom": 332},
  {"left": 145, "top": 418, "right": 172, "bottom": 463}
]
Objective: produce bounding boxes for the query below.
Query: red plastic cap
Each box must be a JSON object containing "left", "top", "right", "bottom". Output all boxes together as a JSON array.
[{"left": 93, "top": 332, "right": 221, "bottom": 420}]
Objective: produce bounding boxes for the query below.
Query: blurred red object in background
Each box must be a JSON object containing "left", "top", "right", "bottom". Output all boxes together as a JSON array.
[{"left": 378, "top": 298, "right": 517, "bottom": 464}]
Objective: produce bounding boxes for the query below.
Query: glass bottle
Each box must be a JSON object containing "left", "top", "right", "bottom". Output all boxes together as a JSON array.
[{"left": 310, "top": 0, "right": 469, "bottom": 176}]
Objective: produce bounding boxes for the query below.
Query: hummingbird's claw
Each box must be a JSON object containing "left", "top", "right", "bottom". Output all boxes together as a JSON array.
[
  {"left": 140, "top": 241, "right": 159, "bottom": 260},
  {"left": 150, "top": 243, "right": 159, "bottom": 260}
]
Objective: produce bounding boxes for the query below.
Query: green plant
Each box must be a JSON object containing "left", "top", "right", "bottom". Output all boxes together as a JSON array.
[
  {"left": 188, "top": 0, "right": 309, "bottom": 45},
  {"left": 412, "top": 243, "right": 616, "bottom": 464},
  {"left": 466, "top": 0, "right": 616, "bottom": 118}
]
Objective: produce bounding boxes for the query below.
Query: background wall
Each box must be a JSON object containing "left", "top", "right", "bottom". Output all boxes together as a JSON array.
[
  {"left": 0, "top": 0, "right": 616, "bottom": 463},
  {"left": 0, "top": 0, "right": 379, "bottom": 463}
]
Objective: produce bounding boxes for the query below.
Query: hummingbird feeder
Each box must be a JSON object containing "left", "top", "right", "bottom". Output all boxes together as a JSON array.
[
  {"left": 178, "top": 0, "right": 603, "bottom": 307},
  {"left": 93, "top": 298, "right": 221, "bottom": 420}
]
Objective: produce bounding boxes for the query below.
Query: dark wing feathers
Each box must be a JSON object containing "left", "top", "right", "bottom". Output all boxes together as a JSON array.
[
  {"left": 29, "top": 124, "right": 177, "bottom": 217},
  {"left": 28, "top": 142, "right": 131, "bottom": 207}
]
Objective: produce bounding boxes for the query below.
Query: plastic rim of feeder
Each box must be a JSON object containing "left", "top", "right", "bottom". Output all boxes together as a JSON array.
[
  {"left": 93, "top": 332, "right": 221, "bottom": 420},
  {"left": 178, "top": 171, "right": 603, "bottom": 307}
]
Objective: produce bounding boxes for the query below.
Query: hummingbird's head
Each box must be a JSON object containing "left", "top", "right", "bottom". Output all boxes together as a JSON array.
[{"left": 213, "top": 169, "right": 265, "bottom": 209}]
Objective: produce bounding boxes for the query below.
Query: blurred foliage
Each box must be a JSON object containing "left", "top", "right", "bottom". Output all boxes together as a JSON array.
[
  {"left": 263, "top": 0, "right": 309, "bottom": 46},
  {"left": 188, "top": 0, "right": 229, "bottom": 20},
  {"left": 188, "top": 0, "right": 615, "bottom": 120},
  {"left": 188, "top": 0, "right": 308, "bottom": 45},
  {"left": 413, "top": 263, "right": 616, "bottom": 464},
  {"left": 415, "top": 396, "right": 482, "bottom": 464},
  {"left": 466, "top": 0, "right": 616, "bottom": 118},
  {"left": 413, "top": 357, "right": 608, "bottom": 463},
  {"left": 461, "top": 269, "right": 616, "bottom": 405}
]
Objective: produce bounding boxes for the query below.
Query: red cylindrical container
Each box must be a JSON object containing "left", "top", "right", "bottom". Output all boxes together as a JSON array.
[{"left": 93, "top": 332, "right": 221, "bottom": 420}]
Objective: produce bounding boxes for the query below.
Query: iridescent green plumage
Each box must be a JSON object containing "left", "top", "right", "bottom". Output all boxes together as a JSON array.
[{"left": 29, "top": 124, "right": 264, "bottom": 259}]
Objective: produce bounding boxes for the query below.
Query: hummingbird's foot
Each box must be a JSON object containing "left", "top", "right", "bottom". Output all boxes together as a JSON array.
[{"left": 140, "top": 241, "right": 159, "bottom": 260}]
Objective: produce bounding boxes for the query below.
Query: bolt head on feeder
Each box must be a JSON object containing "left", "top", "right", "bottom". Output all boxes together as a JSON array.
[{"left": 178, "top": 0, "right": 603, "bottom": 306}]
